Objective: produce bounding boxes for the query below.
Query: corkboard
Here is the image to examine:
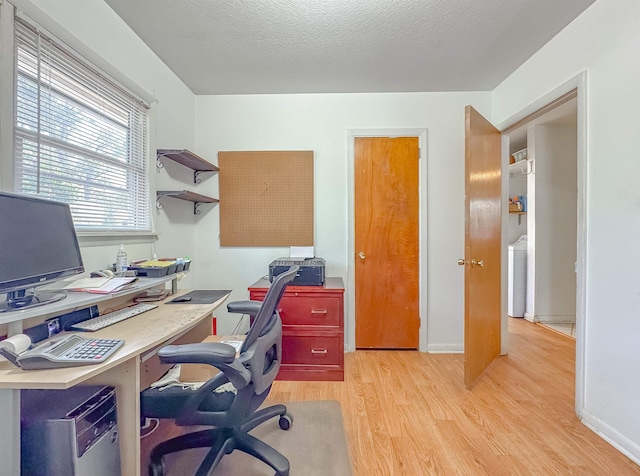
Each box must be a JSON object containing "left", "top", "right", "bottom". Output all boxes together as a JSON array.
[{"left": 218, "top": 150, "right": 314, "bottom": 247}]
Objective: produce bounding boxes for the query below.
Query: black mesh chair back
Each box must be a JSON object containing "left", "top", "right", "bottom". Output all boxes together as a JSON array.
[{"left": 142, "top": 266, "right": 299, "bottom": 476}]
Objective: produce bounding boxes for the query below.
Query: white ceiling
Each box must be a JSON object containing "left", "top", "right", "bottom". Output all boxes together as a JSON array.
[{"left": 104, "top": 0, "right": 596, "bottom": 95}]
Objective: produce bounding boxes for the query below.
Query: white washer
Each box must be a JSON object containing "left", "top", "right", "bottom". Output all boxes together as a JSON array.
[{"left": 508, "top": 235, "right": 527, "bottom": 317}]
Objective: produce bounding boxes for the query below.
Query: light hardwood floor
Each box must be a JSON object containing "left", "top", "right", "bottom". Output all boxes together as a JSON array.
[{"left": 267, "top": 318, "right": 640, "bottom": 475}]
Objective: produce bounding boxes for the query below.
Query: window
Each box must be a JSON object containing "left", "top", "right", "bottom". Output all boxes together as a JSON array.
[{"left": 13, "top": 16, "right": 151, "bottom": 233}]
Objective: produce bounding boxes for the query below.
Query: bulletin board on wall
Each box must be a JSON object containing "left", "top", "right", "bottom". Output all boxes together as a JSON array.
[{"left": 218, "top": 150, "right": 314, "bottom": 247}]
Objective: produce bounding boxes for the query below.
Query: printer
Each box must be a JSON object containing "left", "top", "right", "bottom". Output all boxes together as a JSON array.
[{"left": 269, "top": 257, "right": 325, "bottom": 286}]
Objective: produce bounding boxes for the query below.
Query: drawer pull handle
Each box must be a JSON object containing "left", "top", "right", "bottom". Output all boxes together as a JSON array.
[
  {"left": 310, "top": 309, "right": 328, "bottom": 315},
  {"left": 310, "top": 348, "right": 328, "bottom": 354}
]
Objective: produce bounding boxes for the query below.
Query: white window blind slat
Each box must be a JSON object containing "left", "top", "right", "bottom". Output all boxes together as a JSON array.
[{"left": 13, "top": 17, "right": 150, "bottom": 233}]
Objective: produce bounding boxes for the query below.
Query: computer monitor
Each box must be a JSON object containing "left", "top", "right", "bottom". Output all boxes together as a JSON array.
[{"left": 0, "top": 192, "right": 84, "bottom": 312}]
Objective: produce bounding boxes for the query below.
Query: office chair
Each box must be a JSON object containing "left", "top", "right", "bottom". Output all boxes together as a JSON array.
[{"left": 141, "top": 266, "right": 299, "bottom": 476}]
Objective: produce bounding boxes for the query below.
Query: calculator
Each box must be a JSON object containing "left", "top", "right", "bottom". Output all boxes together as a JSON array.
[{"left": 15, "top": 334, "right": 125, "bottom": 370}]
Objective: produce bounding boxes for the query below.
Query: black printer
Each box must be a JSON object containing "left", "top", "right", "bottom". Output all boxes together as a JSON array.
[{"left": 269, "top": 257, "right": 325, "bottom": 286}]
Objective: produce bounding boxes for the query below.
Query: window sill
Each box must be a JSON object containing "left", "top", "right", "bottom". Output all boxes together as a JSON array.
[{"left": 77, "top": 232, "right": 158, "bottom": 247}]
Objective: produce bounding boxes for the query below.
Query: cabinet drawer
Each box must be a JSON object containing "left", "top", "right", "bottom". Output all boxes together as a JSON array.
[
  {"left": 278, "top": 296, "right": 341, "bottom": 327},
  {"left": 282, "top": 334, "right": 343, "bottom": 365}
]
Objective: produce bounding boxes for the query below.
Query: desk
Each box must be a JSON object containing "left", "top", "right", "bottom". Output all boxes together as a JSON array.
[
  {"left": 0, "top": 274, "right": 184, "bottom": 335},
  {"left": 0, "top": 288, "right": 229, "bottom": 476}
]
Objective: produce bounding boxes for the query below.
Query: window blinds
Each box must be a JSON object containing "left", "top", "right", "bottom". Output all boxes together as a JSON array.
[{"left": 13, "top": 17, "right": 151, "bottom": 233}]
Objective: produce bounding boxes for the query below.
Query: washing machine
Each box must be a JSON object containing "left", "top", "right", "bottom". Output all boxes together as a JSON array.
[{"left": 508, "top": 235, "right": 527, "bottom": 317}]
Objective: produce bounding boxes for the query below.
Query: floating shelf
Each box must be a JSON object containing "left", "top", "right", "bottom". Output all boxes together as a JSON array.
[
  {"left": 156, "top": 149, "right": 219, "bottom": 183},
  {"left": 156, "top": 190, "right": 219, "bottom": 215}
]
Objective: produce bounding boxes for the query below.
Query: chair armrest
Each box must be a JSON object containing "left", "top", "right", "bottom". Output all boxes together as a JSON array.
[
  {"left": 157, "top": 342, "right": 251, "bottom": 391},
  {"left": 227, "top": 300, "right": 262, "bottom": 316},
  {"left": 158, "top": 342, "right": 236, "bottom": 366}
]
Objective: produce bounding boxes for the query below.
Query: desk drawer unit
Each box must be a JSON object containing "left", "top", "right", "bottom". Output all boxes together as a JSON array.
[{"left": 248, "top": 277, "right": 344, "bottom": 381}]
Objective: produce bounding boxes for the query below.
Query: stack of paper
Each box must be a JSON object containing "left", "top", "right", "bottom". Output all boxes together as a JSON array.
[{"left": 64, "top": 277, "right": 138, "bottom": 294}]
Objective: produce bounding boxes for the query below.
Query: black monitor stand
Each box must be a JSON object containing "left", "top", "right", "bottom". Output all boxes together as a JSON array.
[{"left": 0, "top": 288, "right": 66, "bottom": 313}]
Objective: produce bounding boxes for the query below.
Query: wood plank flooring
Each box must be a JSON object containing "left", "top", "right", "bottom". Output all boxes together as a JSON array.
[{"left": 267, "top": 318, "right": 640, "bottom": 475}]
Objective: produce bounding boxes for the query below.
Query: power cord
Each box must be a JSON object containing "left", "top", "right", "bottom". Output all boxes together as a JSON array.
[{"left": 231, "top": 314, "right": 247, "bottom": 335}]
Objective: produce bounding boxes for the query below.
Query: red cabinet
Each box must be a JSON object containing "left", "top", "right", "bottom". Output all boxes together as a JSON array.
[{"left": 248, "top": 277, "right": 344, "bottom": 381}]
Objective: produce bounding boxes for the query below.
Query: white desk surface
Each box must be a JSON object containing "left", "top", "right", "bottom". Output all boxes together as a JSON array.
[
  {"left": 0, "top": 288, "right": 230, "bottom": 476},
  {"left": 0, "top": 289, "right": 228, "bottom": 389}
]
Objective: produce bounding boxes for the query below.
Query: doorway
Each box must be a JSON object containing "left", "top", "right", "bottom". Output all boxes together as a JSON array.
[
  {"left": 497, "top": 74, "right": 587, "bottom": 414},
  {"left": 505, "top": 98, "right": 578, "bottom": 335},
  {"left": 464, "top": 75, "right": 586, "bottom": 400}
]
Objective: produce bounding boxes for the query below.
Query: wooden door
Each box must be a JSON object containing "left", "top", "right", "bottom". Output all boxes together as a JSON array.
[
  {"left": 464, "top": 106, "right": 502, "bottom": 387},
  {"left": 355, "top": 137, "right": 419, "bottom": 349}
]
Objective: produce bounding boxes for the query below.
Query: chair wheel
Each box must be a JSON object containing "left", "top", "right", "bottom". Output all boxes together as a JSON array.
[
  {"left": 149, "top": 459, "right": 165, "bottom": 476},
  {"left": 279, "top": 412, "right": 293, "bottom": 430}
]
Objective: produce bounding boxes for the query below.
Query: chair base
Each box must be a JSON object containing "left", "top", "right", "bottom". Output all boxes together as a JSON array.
[{"left": 149, "top": 404, "right": 291, "bottom": 476}]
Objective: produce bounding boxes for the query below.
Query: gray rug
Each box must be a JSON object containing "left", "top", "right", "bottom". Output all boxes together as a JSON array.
[{"left": 163, "top": 400, "right": 352, "bottom": 475}]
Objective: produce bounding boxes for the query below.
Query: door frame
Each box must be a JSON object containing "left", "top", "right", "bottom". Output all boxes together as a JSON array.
[
  {"left": 496, "top": 71, "right": 587, "bottom": 416},
  {"left": 346, "top": 129, "right": 428, "bottom": 352}
]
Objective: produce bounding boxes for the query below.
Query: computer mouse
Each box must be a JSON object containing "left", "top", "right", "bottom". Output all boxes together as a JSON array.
[{"left": 171, "top": 296, "right": 192, "bottom": 302}]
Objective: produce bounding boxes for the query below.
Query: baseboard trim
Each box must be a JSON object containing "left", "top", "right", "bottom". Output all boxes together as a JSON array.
[
  {"left": 426, "top": 344, "right": 463, "bottom": 353},
  {"left": 536, "top": 315, "right": 576, "bottom": 324},
  {"left": 523, "top": 313, "right": 577, "bottom": 324},
  {"left": 581, "top": 409, "right": 640, "bottom": 466}
]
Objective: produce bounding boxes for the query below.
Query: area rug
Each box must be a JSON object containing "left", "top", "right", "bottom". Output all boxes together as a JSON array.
[{"left": 162, "top": 400, "right": 353, "bottom": 475}]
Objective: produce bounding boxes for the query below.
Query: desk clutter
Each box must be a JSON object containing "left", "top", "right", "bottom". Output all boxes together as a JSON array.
[
  {"left": 63, "top": 276, "right": 138, "bottom": 294},
  {"left": 0, "top": 333, "right": 124, "bottom": 370},
  {"left": 128, "top": 258, "right": 191, "bottom": 277}
]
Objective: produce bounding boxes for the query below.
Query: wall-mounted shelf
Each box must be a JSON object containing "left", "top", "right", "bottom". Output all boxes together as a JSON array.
[
  {"left": 156, "top": 149, "right": 219, "bottom": 184},
  {"left": 156, "top": 190, "right": 219, "bottom": 215}
]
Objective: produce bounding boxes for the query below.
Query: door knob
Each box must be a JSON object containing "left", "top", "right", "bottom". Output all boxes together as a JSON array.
[
  {"left": 358, "top": 252, "right": 366, "bottom": 260},
  {"left": 457, "top": 259, "right": 467, "bottom": 266},
  {"left": 471, "top": 259, "right": 484, "bottom": 268}
]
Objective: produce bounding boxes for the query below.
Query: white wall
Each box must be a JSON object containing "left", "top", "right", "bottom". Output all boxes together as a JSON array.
[
  {"left": 8, "top": 0, "right": 199, "bottom": 286},
  {"left": 534, "top": 124, "right": 577, "bottom": 322},
  {"left": 194, "top": 92, "right": 490, "bottom": 350},
  {"left": 492, "top": 0, "right": 640, "bottom": 463}
]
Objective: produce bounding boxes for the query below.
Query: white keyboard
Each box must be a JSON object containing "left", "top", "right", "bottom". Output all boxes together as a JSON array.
[{"left": 72, "top": 303, "right": 158, "bottom": 331}]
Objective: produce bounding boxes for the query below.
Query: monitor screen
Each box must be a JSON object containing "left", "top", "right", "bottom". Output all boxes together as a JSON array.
[{"left": 0, "top": 192, "right": 84, "bottom": 311}]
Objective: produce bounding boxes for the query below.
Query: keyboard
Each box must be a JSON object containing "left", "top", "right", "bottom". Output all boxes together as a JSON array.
[{"left": 71, "top": 303, "right": 158, "bottom": 331}]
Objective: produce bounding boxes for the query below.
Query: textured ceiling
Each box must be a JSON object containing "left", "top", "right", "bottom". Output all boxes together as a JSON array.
[{"left": 104, "top": 0, "right": 596, "bottom": 95}]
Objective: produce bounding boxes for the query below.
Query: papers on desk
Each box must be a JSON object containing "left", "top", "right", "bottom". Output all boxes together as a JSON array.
[
  {"left": 64, "top": 277, "right": 138, "bottom": 294},
  {"left": 290, "top": 246, "right": 314, "bottom": 258}
]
